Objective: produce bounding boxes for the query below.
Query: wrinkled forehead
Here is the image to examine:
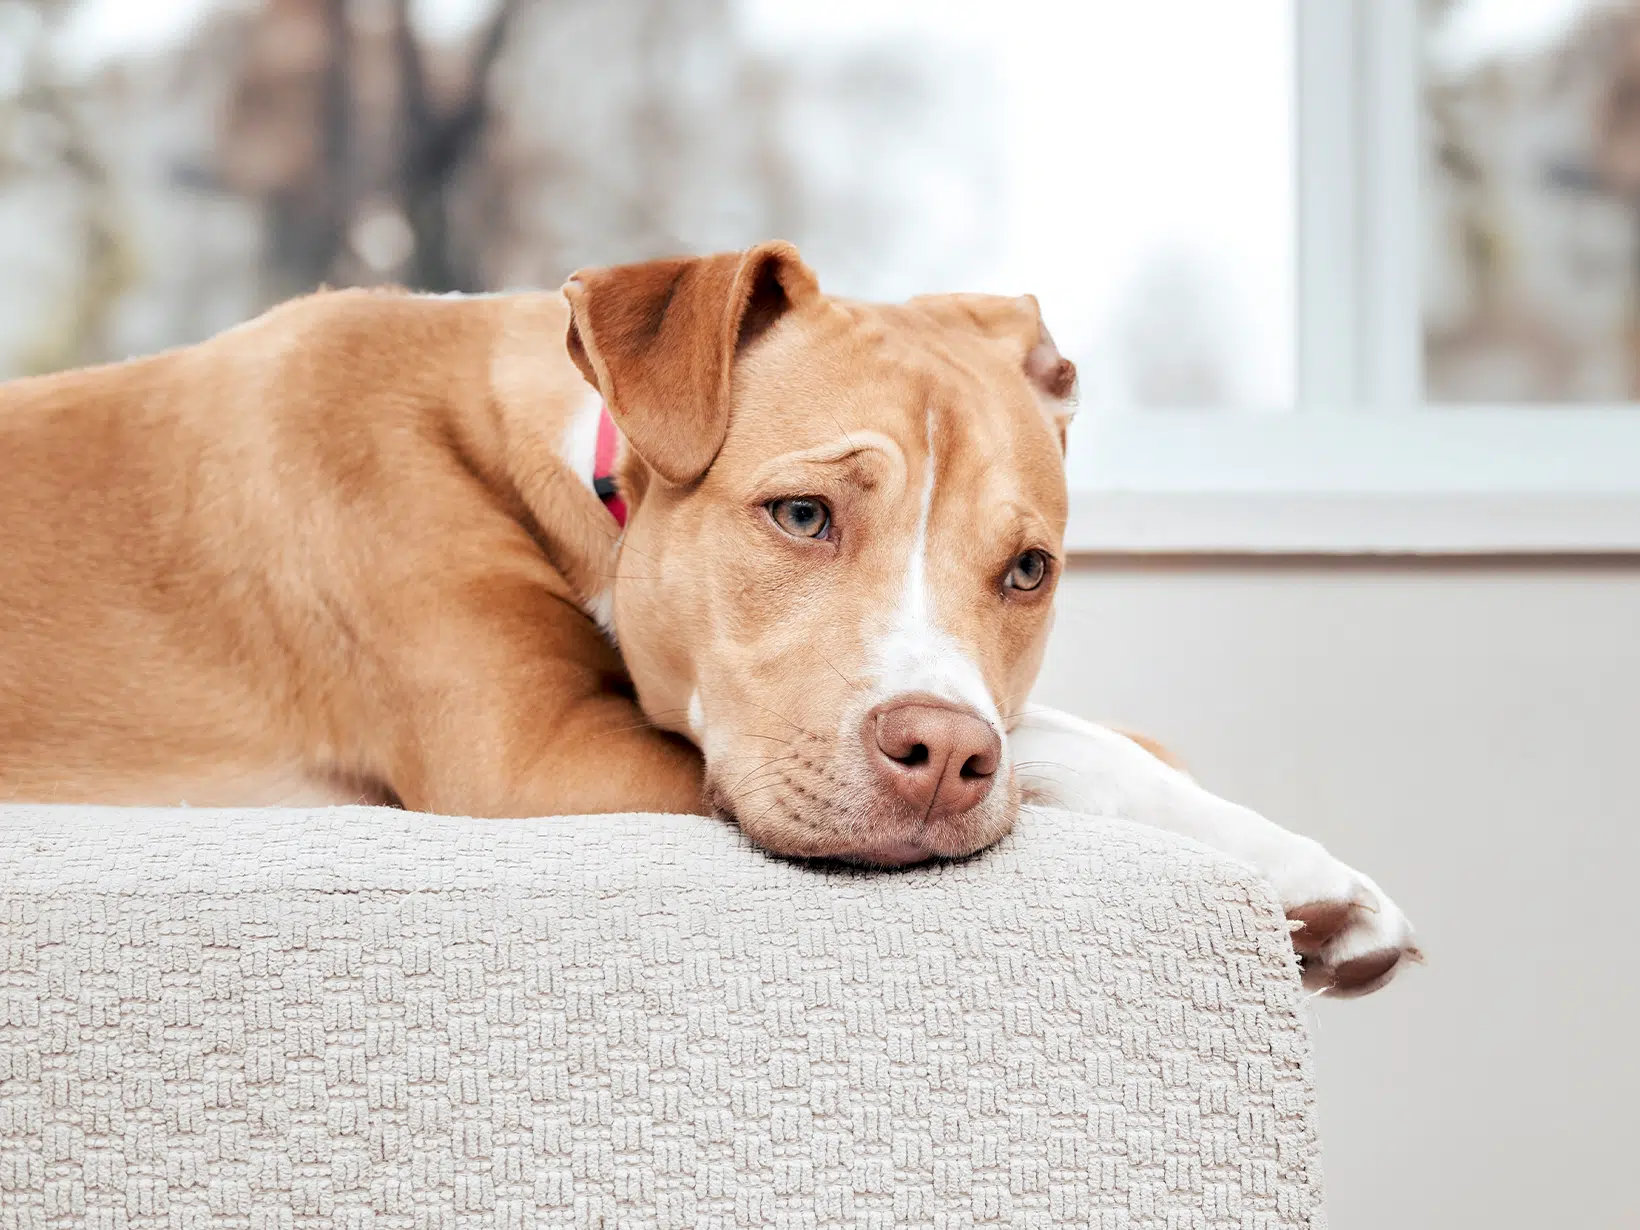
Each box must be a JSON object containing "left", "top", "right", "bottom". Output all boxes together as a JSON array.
[{"left": 722, "top": 299, "right": 1069, "bottom": 519}]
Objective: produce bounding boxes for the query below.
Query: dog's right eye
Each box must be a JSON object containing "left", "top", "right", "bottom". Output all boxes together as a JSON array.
[{"left": 767, "top": 497, "right": 831, "bottom": 540}]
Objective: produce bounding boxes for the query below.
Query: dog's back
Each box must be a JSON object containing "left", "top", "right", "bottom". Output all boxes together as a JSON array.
[{"left": 0, "top": 290, "right": 614, "bottom": 805}]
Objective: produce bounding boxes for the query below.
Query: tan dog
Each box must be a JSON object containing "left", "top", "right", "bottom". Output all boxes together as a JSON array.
[{"left": 0, "top": 242, "right": 1417, "bottom": 994}]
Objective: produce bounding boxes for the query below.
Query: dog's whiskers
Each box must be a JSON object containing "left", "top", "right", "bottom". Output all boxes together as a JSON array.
[
  {"left": 810, "top": 645, "right": 863, "bottom": 693},
  {"left": 742, "top": 699, "right": 820, "bottom": 741},
  {"left": 999, "top": 702, "right": 1063, "bottom": 726},
  {"left": 725, "top": 754, "right": 799, "bottom": 797},
  {"left": 1012, "top": 759, "right": 1079, "bottom": 773},
  {"left": 584, "top": 706, "right": 694, "bottom": 740}
]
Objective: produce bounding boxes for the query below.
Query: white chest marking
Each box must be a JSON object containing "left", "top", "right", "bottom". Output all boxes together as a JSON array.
[
  {"left": 561, "top": 386, "right": 605, "bottom": 493},
  {"left": 560, "top": 387, "right": 618, "bottom": 639}
]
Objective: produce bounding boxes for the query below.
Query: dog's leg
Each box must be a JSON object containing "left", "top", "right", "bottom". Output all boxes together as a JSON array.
[
  {"left": 1009, "top": 705, "right": 1418, "bottom": 996},
  {"left": 395, "top": 689, "right": 706, "bottom": 819},
  {"left": 397, "top": 688, "right": 706, "bottom": 818},
  {"left": 376, "top": 574, "right": 707, "bottom": 819}
]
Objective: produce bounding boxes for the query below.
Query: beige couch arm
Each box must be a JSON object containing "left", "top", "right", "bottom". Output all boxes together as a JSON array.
[{"left": 0, "top": 804, "right": 1323, "bottom": 1227}]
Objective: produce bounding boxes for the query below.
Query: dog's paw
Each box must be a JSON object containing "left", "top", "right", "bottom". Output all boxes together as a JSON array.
[{"left": 1263, "top": 841, "right": 1422, "bottom": 997}]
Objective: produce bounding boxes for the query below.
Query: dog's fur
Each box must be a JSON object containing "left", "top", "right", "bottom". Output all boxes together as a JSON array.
[{"left": 0, "top": 242, "right": 1418, "bottom": 993}]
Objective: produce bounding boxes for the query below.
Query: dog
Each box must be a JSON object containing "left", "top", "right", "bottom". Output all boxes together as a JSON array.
[{"left": 0, "top": 241, "right": 1418, "bottom": 994}]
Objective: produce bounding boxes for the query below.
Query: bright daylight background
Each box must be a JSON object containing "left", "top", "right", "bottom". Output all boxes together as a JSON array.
[
  {"left": 2, "top": 3, "right": 1637, "bottom": 1229},
  {"left": 11, "top": 0, "right": 1640, "bottom": 419},
  {"left": 1, "top": 0, "right": 1296, "bottom": 429}
]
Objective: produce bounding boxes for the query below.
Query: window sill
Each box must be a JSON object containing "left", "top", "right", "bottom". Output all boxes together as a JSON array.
[{"left": 1063, "top": 409, "right": 1640, "bottom": 555}]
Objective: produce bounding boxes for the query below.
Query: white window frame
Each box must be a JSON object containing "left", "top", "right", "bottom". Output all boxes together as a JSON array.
[{"left": 1065, "top": 0, "right": 1640, "bottom": 556}]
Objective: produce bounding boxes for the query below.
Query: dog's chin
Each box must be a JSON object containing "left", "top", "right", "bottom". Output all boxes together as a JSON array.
[
  {"left": 707, "top": 785, "right": 1016, "bottom": 869},
  {"left": 829, "top": 838, "right": 942, "bottom": 869}
]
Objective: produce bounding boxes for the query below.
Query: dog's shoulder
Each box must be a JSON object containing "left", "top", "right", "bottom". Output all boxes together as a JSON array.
[{"left": 215, "top": 286, "right": 573, "bottom": 393}]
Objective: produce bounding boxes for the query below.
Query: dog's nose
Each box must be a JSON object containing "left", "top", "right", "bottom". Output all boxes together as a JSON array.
[{"left": 869, "top": 700, "right": 1001, "bottom": 820}]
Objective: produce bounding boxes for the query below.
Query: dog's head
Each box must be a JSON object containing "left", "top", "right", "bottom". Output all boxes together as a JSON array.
[{"left": 563, "top": 242, "right": 1074, "bottom": 865}]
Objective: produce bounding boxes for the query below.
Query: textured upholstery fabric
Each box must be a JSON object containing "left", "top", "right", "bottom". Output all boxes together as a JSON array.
[{"left": 0, "top": 805, "right": 1323, "bottom": 1229}]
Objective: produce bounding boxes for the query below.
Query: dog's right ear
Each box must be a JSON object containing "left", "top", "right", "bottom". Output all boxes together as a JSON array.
[
  {"left": 561, "top": 242, "right": 820, "bottom": 485},
  {"left": 908, "top": 291, "right": 1077, "bottom": 452}
]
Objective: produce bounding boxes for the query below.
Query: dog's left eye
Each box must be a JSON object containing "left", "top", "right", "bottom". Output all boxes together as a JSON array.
[
  {"left": 1005, "top": 549, "right": 1049, "bottom": 592},
  {"left": 768, "top": 497, "right": 831, "bottom": 539}
]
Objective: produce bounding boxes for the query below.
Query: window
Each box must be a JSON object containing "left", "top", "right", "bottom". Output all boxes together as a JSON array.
[
  {"left": 739, "top": 0, "right": 1296, "bottom": 419},
  {"left": 1426, "top": 0, "right": 1640, "bottom": 403},
  {"left": 1065, "top": 0, "right": 1640, "bottom": 553},
  {"left": 0, "top": 0, "right": 1294, "bottom": 419},
  {"left": 0, "top": 0, "right": 1635, "bottom": 552}
]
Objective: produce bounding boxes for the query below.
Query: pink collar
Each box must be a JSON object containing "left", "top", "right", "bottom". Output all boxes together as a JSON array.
[{"left": 592, "top": 404, "right": 627, "bottom": 528}]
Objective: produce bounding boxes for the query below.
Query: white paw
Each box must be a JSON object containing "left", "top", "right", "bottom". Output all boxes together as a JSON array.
[{"left": 1263, "top": 838, "right": 1422, "bottom": 997}]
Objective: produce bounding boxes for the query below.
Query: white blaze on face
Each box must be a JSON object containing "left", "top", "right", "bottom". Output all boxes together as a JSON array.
[{"left": 867, "top": 412, "right": 1002, "bottom": 731}]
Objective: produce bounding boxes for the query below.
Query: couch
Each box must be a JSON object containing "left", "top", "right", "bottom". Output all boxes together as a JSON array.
[{"left": 0, "top": 804, "right": 1324, "bottom": 1228}]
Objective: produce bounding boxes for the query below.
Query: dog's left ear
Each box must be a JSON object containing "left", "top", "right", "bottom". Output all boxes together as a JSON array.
[
  {"left": 911, "top": 292, "right": 1077, "bottom": 451},
  {"left": 562, "top": 242, "right": 820, "bottom": 485}
]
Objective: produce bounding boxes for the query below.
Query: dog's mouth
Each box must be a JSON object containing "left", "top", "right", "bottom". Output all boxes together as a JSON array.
[
  {"left": 704, "top": 774, "right": 1018, "bottom": 868},
  {"left": 712, "top": 800, "right": 962, "bottom": 868}
]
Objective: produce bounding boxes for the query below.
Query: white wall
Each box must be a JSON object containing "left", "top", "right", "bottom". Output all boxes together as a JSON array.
[{"left": 1033, "top": 561, "right": 1640, "bottom": 1230}]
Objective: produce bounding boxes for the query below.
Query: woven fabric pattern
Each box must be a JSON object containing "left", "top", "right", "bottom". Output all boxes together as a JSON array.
[{"left": 0, "top": 805, "right": 1323, "bottom": 1229}]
